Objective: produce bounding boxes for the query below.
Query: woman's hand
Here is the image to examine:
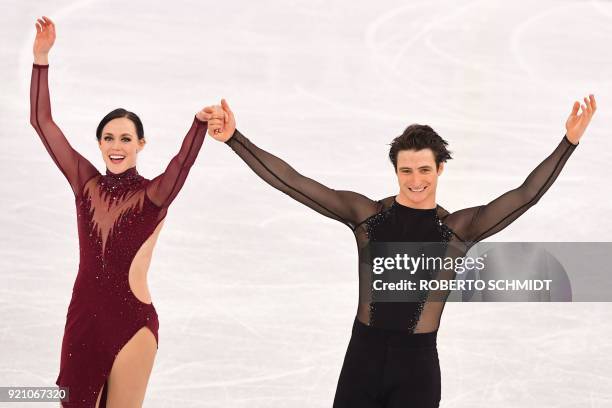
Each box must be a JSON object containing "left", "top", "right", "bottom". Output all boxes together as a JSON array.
[
  {"left": 566, "top": 94, "right": 596, "bottom": 145},
  {"left": 196, "top": 107, "right": 210, "bottom": 123},
  {"left": 33, "top": 16, "right": 55, "bottom": 65},
  {"left": 203, "top": 99, "right": 236, "bottom": 142}
]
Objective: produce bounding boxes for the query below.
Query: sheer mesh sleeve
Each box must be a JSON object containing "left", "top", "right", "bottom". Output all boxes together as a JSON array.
[
  {"left": 146, "top": 117, "right": 207, "bottom": 208},
  {"left": 29, "top": 64, "right": 99, "bottom": 196},
  {"left": 226, "top": 129, "right": 378, "bottom": 230},
  {"left": 448, "top": 135, "right": 578, "bottom": 243}
]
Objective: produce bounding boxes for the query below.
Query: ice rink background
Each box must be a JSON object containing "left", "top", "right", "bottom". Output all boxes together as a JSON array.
[{"left": 1, "top": 0, "right": 612, "bottom": 406}]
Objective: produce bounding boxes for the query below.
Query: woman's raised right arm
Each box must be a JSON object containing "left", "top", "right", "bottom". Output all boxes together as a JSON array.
[{"left": 30, "top": 16, "right": 98, "bottom": 196}]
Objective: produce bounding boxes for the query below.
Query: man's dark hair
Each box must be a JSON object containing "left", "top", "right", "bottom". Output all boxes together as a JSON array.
[
  {"left": 388, "top": 124, "right": 452, "bottom": 170},
  {"left": 96, "top": 108, "right": 144, "bottom": 141}
]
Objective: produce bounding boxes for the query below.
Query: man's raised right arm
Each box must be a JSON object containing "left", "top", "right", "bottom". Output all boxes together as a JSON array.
[{"left": 206, "top": 99, "right": 377, "bottom": 230}]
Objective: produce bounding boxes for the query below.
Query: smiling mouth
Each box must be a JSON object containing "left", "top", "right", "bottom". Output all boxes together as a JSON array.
[
  {"left": 408, "top": 186, "right": 427, "bottom": 193},
  {"left": 109, "top": 154, "right": 126, "bottom": 164}
]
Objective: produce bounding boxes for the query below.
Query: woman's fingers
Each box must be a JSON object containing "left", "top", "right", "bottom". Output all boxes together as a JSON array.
[
  {"left": 48, "top": 19, "right": 56, "bottom": 34},
  {"left": 36, "top": 16, "right": 53, "bottom": 36},
  {"left": 590, "top": 94, "right": 597, "bottom": 112},
  {"left": 200, "top": 113, "right": 224, "bottom": 121},
  {"left": 204, "top": 106, "right": 224, "bottom": 116}
]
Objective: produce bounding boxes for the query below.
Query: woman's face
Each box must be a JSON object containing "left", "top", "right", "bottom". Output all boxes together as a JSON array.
[{"left": 98, "top": 117, "right": 145, "bottom": 174}]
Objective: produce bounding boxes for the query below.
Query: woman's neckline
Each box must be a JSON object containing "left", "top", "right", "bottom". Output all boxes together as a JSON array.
[{"left": 105, "top": 166, "right": 139, "bottom": 178}]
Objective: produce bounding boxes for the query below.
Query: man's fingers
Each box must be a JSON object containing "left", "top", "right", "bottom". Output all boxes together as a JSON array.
[
  {"left": 204, "top": 99, "right": 234, "bottom": 131},
  {"left": 221, "top": 98, "right": 234, "bottom": 116},
  {"left": 584, "top": 97, "right": 593, "bottom": 115},
  {"left": 570, "top": 101, "right": 580, "bottom": 117}
]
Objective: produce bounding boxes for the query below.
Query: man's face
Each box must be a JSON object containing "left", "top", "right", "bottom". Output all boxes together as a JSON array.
[{"left": 395, "top": 148, "right": 443, "bottom": 207}]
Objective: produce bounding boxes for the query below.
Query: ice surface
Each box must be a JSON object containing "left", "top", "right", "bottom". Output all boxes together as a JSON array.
[{"left": 1, "top": 0, "right": 611, "bottom": 406}]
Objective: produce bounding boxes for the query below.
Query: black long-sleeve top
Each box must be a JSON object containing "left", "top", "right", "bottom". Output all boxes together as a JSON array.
[{"left": 226, "top": 128, "right": 577, "bottom": 332}]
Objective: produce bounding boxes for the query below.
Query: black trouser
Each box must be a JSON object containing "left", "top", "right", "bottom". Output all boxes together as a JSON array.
[{"left": 333, "top": 318, "right": 441, "bottom": 408}]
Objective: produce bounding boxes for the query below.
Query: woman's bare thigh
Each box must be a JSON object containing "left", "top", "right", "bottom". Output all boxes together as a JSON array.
[{"left": 105, "top": 327, "right": 157, "bottom": 407}]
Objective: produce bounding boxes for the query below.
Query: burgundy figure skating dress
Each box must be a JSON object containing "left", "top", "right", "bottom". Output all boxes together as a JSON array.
[{"left": 30, "top": 63, "right": 207, "bottom": 406}]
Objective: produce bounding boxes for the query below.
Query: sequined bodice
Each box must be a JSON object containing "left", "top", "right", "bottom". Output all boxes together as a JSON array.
[{"left": 73, "top": 167, "right": 163, "bottom": 303}]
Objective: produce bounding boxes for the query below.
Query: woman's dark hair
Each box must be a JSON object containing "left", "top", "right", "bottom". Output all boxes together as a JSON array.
[
  {"left": 388, "top": 124, "right": 452, "bottom": 170},
  {"left": 96, "top": 108, "right": 144, "bottom": 141}
]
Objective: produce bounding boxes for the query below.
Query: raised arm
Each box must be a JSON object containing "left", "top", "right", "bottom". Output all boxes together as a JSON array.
[
  {"left": 145, "top": 115, "right": 207, "bottom": 208},
  {"left": 449, "top": 96, "right": 597, "bottom": 243},
  {"left": 204, "top": 100, "right": 378, "bottom": 230},
  {"left": 29, "top": 16, "right": 98, "bottom": 196}
]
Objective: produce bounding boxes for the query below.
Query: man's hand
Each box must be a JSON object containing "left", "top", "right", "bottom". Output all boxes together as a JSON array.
[
  {"left": 203, "top": 99, "right": 236, "bottom": 142},
  {"left": 566, "top": 94, "right": 596, "bottom": 144}
]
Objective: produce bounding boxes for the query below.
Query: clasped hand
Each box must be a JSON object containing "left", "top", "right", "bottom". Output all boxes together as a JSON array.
[{"left": 199, "top": 99, "right": 236, "bottom": 142}]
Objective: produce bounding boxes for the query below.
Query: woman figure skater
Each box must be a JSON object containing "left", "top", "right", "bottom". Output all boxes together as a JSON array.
[
  {"left": 203, "top": 95, "right": 595, "bottom": 408},
  {"left": 30, "top": 17, "right": 209, "bottom": 407}
]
